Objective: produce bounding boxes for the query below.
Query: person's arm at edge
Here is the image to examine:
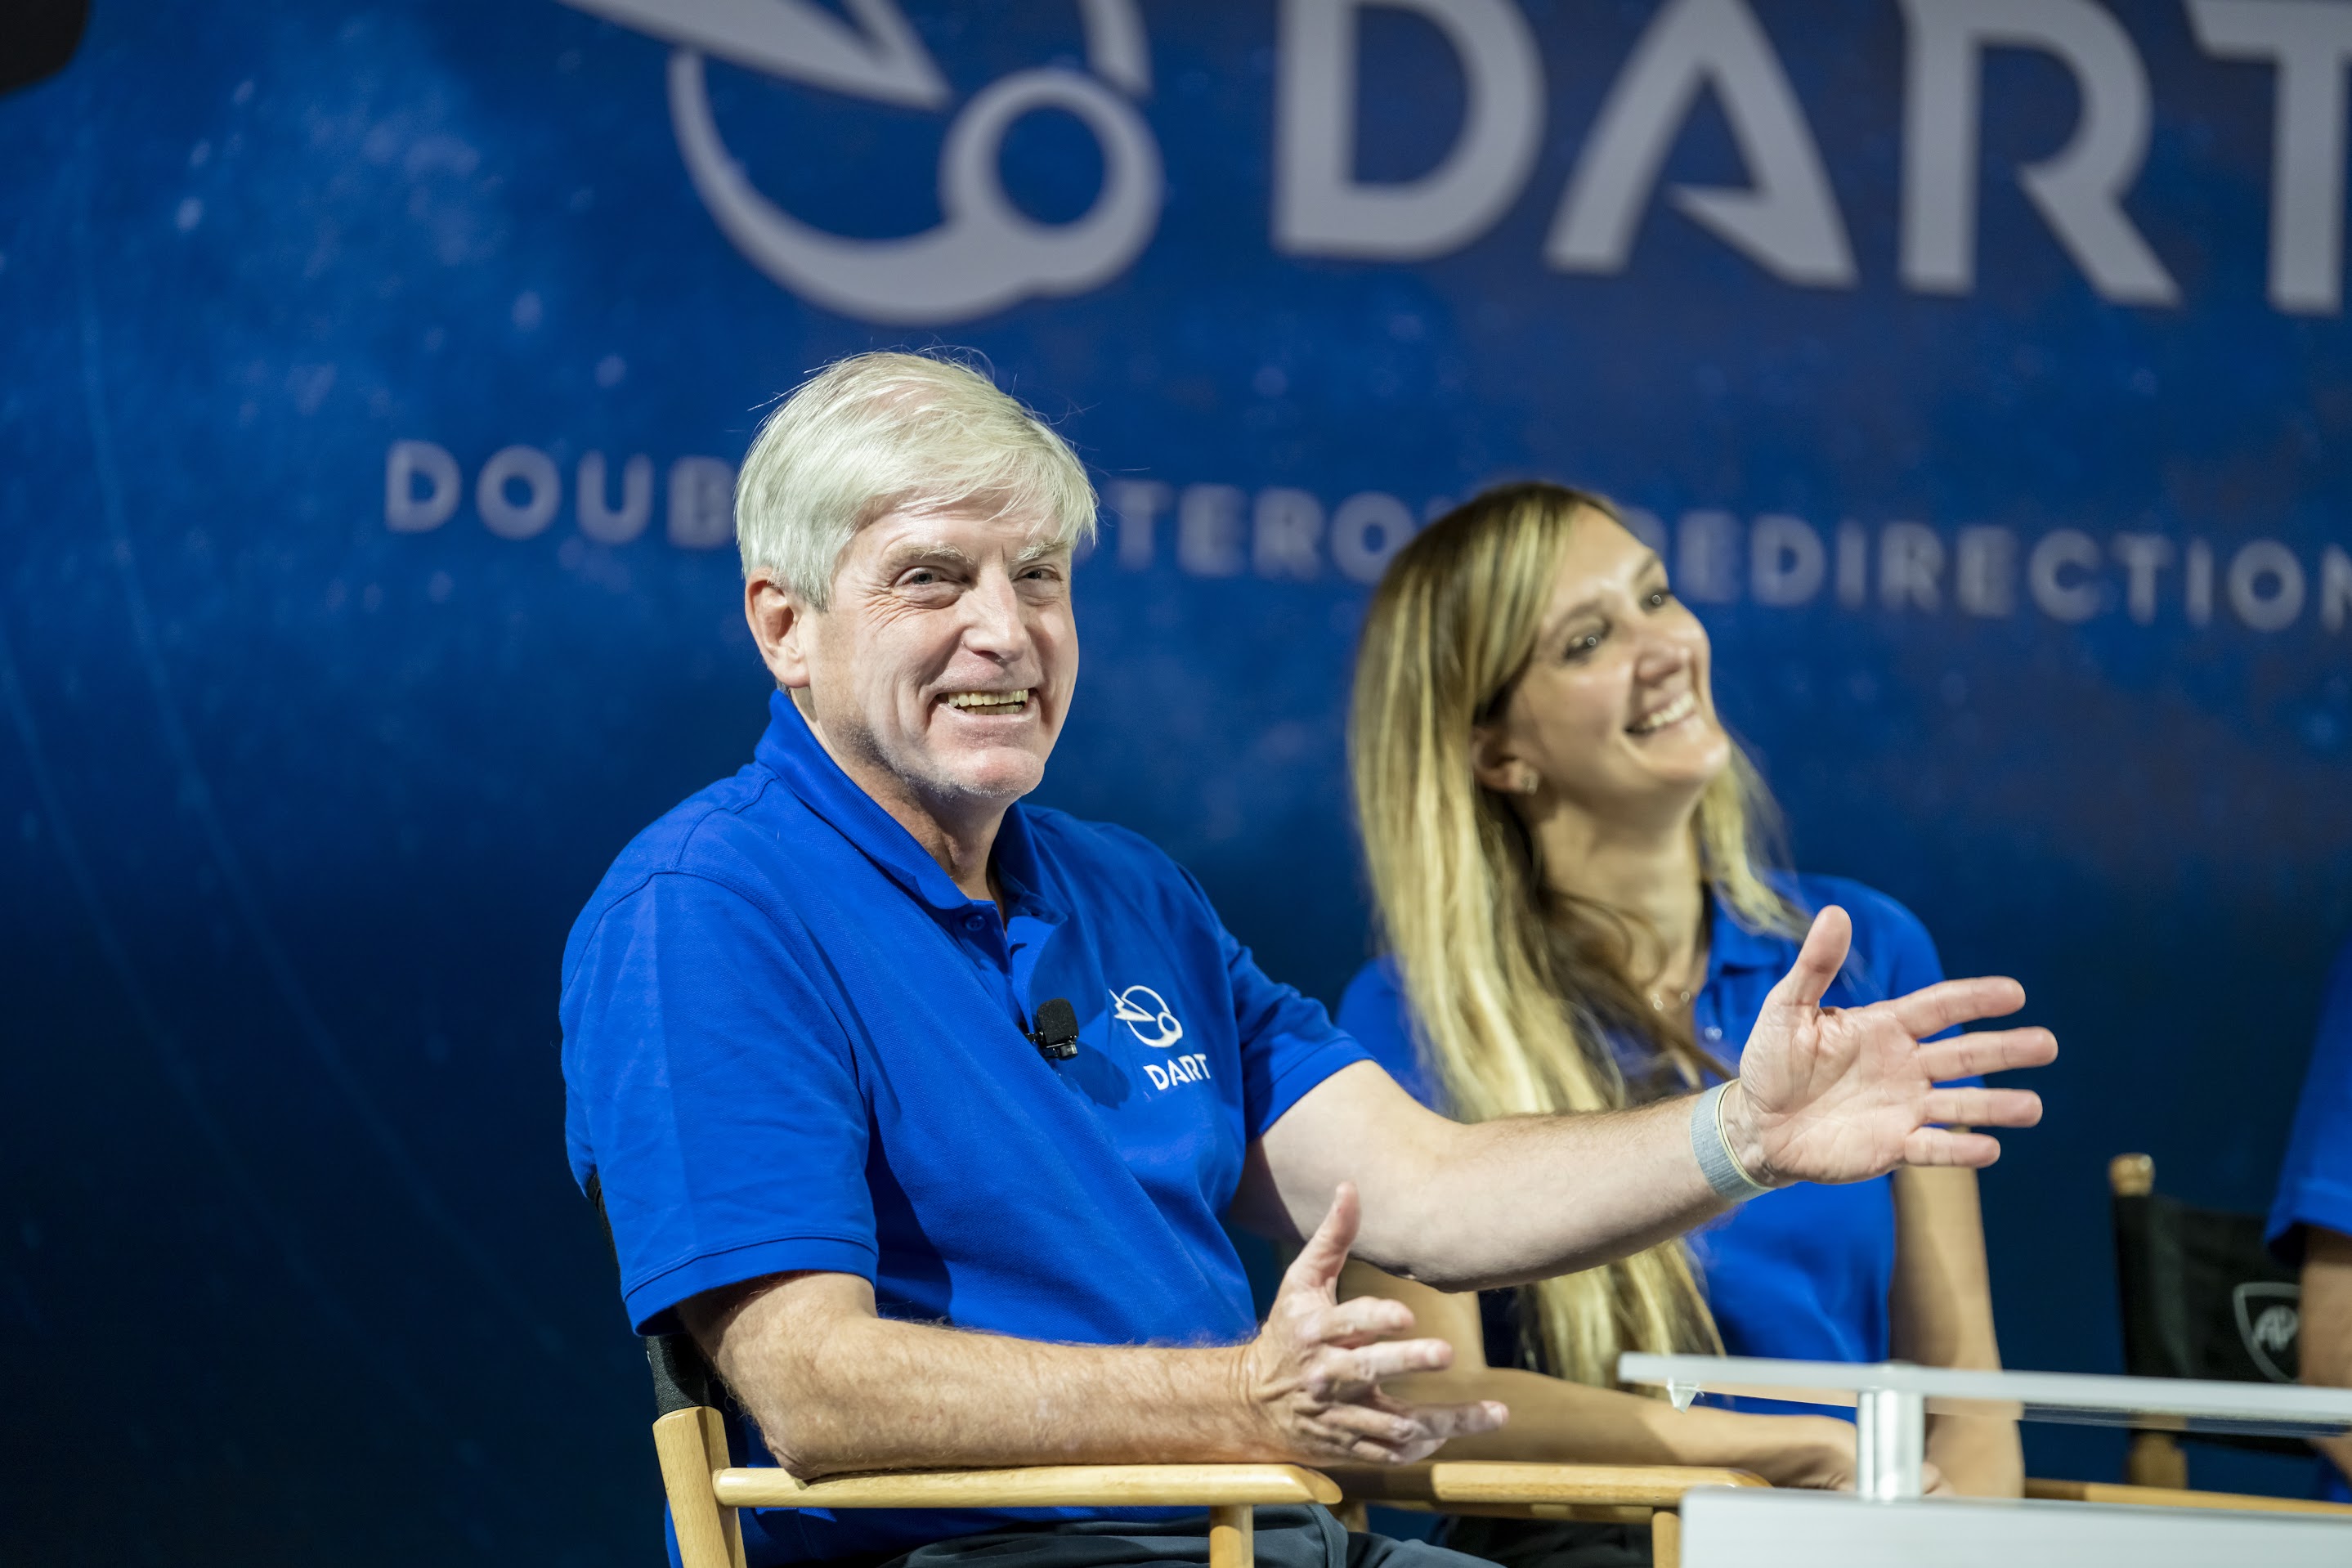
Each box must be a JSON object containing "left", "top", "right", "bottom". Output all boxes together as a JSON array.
[
  {"left": 1889, "top": 1163, "right": 2023, "bottom": 1496},
  {"left": 681, "top": 1185, "right": 1506, "bottom": 1479},
  {"left": 1337, "top": 1261, "right": 1866, "bottom": 1490},
  {"left": 2303, "top": 1226, "right": 2352, "bottom": 1485},
  {"left": 1873, "top": 891, "right": 2020, "bottom": 1497}
]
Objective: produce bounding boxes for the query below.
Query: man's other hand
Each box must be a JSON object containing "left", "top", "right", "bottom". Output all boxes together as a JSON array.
[
  {"left": 1239, "top": 1182, "right": 1508, "bottom": 1464},
  {"left": 1726, "top": 906, "right": 2058, "bottom": 1185}
]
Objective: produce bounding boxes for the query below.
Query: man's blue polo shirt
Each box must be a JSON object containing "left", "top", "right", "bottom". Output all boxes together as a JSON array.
[
  {"left": 1338, "top": 875, "right": 1972, "bottom": 1409},
  {"left": 561, "top": 692, "right": 1370, "bottom": 1564},
  {"left": 2267, "top": 937, "right": 2352, "bottom": 1503}
]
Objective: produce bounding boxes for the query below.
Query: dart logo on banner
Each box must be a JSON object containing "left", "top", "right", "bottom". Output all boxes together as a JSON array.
[{"left": 558, "top": 0, "right": 1162, "bottom": 324}]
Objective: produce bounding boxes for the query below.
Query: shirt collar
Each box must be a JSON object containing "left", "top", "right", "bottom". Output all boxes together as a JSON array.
[
  {"left": 751, "top": 689, "right": 1059, "bottom": 921},
  {"left": 988, "top": 799, "right": 1061, "bottom": 922}
]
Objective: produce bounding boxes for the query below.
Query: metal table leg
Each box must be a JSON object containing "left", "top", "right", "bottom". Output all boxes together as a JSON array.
[{"left": 1854, "top": 1388, "right": 1927, "bottom": 1500}]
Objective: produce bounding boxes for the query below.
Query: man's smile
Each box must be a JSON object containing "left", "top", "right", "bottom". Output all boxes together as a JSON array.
[{"left": 941, "top": 688, "right": 1033, "bottom": 716}]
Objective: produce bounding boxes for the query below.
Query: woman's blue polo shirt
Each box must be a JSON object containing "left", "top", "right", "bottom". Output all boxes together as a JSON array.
[
  {"left": 2266, "top": 937, "right": 2352, "bottom": 1503},
  {"left": 1337, "top": 875, "right": 1969, "bottom": 1388},
  {"left": 561, "top": 692, "right": 1370, "bottom": 1564}
]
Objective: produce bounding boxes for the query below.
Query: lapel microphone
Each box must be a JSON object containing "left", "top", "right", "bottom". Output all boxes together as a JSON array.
[{"left": 1028, "top": 997, "right": 1079, "bottom": 1061}]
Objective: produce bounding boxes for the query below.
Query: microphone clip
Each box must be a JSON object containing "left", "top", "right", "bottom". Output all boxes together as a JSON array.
[{"left": 1028, "top": 997, "right": 1080, "bottom": 1061}]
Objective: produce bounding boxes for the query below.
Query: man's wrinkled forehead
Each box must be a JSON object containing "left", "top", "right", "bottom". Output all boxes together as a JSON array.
[{"left": 850, "top": 500, "right": 1073, "bottom": 574}]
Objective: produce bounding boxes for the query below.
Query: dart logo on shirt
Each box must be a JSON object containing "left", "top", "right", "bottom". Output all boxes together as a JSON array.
[{"left": 1110, "top": 985, "right": 1185, "bottom": 1050}]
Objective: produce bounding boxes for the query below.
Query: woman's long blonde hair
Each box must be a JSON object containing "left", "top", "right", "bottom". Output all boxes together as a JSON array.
[{"left": 1350, "top": 482, "right": 1808, "bottom": 1387}]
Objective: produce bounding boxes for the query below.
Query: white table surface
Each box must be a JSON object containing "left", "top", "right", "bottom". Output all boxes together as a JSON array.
[
  {"left": 1619, "top": 1351, "right": 2352, "bottom": 1437},
  {"left": 1678, "top": 1487, "right": 2352, "bottom": 1568}
]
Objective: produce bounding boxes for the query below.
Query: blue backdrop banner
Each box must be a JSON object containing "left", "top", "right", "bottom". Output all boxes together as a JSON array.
[{"left": 4, "top": 2, "right": 2349, "bottom": 1562}]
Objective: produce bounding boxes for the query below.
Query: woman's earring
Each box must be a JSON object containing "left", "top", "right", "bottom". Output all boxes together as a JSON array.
[{"left": 1518, "top": 772, "right": 1540, "bottom": 795}]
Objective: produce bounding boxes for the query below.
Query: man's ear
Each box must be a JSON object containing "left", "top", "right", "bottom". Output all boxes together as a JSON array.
[
  {"left": 745, "top": 570, "right": 813, "bottom": 691},
  {"left": 1467, "top": 722, "right": 1530, "bottom": 797}
]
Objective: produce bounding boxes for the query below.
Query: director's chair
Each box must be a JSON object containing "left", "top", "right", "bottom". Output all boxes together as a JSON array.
[
  {"left": 640, "top": 1328, "right": 1339, "bottom": 1568},
  {"left": 643, "top": 1324, "right": 1760, "bottom": 1568},
  {"left": 1331, "top": 1458, "right": 1767, "bottom": 1568},
  {"left": 600, "top": 1181, "right": 1767, "bottom": 1568},
  {"left": 587, "top": 1174, "right": 1337, "bottom": 1568},
  {"left": 2010, "top": 1153, "right": 2352, "bottom": 1520}
]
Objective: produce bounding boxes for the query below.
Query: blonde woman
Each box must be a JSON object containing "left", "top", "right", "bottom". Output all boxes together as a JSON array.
[{"left": 1339, "top": 482, "right": 2020, "bottom": 1562}]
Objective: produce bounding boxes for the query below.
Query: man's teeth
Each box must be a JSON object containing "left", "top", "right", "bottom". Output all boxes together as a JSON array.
[
  {"left": 1628, "top": 692, "right": 1697, "bottom": 734},
  {"left": 944, "top": 689, "right": 1031, "bottom": 710}
]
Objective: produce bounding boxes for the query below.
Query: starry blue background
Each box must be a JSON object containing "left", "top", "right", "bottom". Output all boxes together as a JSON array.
[{"left": 2, "top": 2, "right": 2348, "bottom": 1561}]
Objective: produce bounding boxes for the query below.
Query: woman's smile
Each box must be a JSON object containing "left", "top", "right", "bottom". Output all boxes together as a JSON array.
[{"left": 1627, "top": 689, "right": 1700, "bottom": 737}]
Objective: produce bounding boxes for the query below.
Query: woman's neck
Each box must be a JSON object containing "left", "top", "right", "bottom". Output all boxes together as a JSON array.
[{"left": 1529, "top": 804, "right": 1708, "bottom": 990}]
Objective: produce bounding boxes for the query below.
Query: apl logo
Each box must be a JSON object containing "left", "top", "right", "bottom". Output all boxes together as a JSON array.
[
  {"left": 2232, "top": 1281, "right": 2301, "bottom": 1384},
  {"left": 560, "top": 0, "right": 1162, "bottom": 324},
  {"left": 1109, "top": 984, "right": 1185, "bottom": 1050}
]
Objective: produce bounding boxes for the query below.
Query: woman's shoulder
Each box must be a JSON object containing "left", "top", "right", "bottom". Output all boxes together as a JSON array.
[
  {"left": 1779, "top": 872, "right": 1930, "bottom": 947},
  {"left": 1336, "top": 956, "right": 1440, "bottom": 1105},
  {"left": 1337, "top": 955, "right": 1409, "bottom": 1047},
  {"left": 1339, "top": 952, "right": 1401, "bottom": 1004},
  {"left": 1777, "top": 871, "right": 1943, "bottom": 999}
]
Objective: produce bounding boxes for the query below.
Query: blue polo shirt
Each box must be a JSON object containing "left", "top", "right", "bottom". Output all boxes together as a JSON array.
[
  {"left": 2266, "top": 937, "right": 2352, "bottom": 1503},
  {"left": 1337, "top": 875, "right": 1969, "bottom": 1392},
  {"left": 561, "top": 692, "right": 1370, "bottom": 1564}
]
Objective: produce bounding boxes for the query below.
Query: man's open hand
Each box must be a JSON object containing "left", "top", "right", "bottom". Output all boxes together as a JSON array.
[
  {"left": 1237, "top": 1183, "right": 1507, "bottom": 1464},
  {"left": 1724, "top": 907, "right": 2057, "bottom": 1185}
]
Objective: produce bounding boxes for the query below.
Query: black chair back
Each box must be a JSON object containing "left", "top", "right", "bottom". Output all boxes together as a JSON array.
[
  {"left": 585, "top": 1172, "right": 736, "bottom": 1431},
  {"left": 2111, "top": 1154, "right": 2304, "bottom": 1455}
]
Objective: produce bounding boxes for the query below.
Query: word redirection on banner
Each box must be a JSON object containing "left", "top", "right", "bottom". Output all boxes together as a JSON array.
[{"left": 381, "top": 443, "right": 2348, "bottom": 637}]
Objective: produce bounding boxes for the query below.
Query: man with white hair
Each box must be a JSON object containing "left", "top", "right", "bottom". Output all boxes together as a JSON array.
[{"left": 561, "top": 352, "right": 2055, "bottom": 1568}]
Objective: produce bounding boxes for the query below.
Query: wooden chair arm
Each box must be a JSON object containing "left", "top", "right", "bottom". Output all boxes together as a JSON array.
[
  {"left": 1330, "top": 1460, "right": 1767, "bottom": 1510},
  {"left": 713, "top": 1462, "right": 1342, "bottom": 1510},
  {"left": 653, "top": 1406, "right": 1333, "bottom": 1568},
  {"left": 2025, "top": 1477, "right": 2352, "bottom": 1518}
]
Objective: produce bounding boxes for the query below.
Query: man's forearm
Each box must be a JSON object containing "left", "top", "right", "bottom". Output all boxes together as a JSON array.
[
  {"left": 1256, "top": 1068, "right": 1729, "bottom": 1290},
  {"left": 697, "top": 1275, "right": 1266, "bottom": 1478},
  {"left": 1380, "top": 1097, "right": 1727, "bottom": 1288}
]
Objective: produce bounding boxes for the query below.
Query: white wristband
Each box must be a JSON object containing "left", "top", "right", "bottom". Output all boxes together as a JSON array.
[{"left": 1691, "top": 1081, "right": 1776, "bottom": 1202}]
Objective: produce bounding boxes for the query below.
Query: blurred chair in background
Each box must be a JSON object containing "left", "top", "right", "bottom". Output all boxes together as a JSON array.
[
  {"left": 2107, "top": 1152, "right": 2305, "bottom": 1492},
  {"left": 2010, "top": 1150, "right": 2350, "bottom": 1517}
]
